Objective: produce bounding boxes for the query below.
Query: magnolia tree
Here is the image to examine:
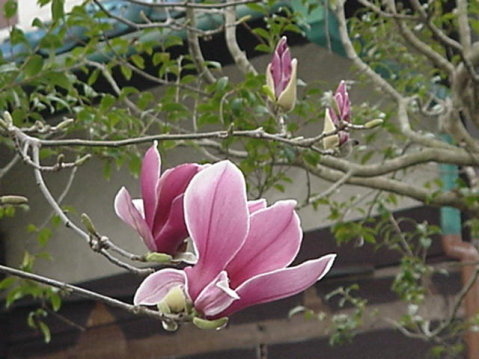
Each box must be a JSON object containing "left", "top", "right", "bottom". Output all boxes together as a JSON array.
[{"left": 0, "top": 0, "right": 479, "bottom": 357}]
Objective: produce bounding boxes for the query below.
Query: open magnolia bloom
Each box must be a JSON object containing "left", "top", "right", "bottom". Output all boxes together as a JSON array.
[
  {"left": 266, "top": 36, "right": 298, "bottom": 113},
  {"left": 134, "top": 160, "right": 336, "bottom": 322},
  {"left": 114, "top": 143, "right": 202, "bottom": 257},
  {"left": 322, "top": 80, "right": 351, "bottom": 150}
]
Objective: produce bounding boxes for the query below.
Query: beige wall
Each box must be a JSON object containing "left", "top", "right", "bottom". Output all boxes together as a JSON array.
[
  {"left": 0, "top": 43, "right": 438, "bottom": 283},
  {"left": 0, "top": 0, "right": 83, "bottom": 40}
]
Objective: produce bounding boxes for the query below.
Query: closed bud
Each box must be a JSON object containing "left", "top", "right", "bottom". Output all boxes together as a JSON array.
[
  {"left": 81, "top": 213, "right": 97, "bottom": 234},
  {"left": 322, "top": 110, "right": 340, "bottom": 150},
  {"left": 266, "top": 36, "right": 297, "bottom": 113},
  {"left": 145, "top": 252, "right": 173, "bottom": 263},
  {"left": 0, "top": 195, "right": 28, "bottom": 205},
  {"left": 364, "top": 119, "right": 384, "bottom": 129}
]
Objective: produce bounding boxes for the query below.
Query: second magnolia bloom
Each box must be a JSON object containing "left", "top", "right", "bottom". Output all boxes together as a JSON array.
[
  {"left": 114, "top": 143, "right": 203, "bottom": 256},
  {"left": 134, "top": 160, "right": 336, "bottom": 319}
]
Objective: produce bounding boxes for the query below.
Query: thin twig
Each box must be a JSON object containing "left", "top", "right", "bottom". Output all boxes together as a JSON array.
[
  {"left": 0, "top": 153, "right": 20, "bottom": 179},
  {"left": 306, "top": 169, "right": 355, "bottom": 206},
  {"left": 431, "top": 266, "right": 479, "bottom": 337}
]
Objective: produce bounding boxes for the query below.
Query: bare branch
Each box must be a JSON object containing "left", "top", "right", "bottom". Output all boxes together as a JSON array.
[
  {"left": 407, "top": 0, "right": 462, "bottom": 51},
  {"left": 0, "top": 264, "right": 186, "bottom": 323},
  {"left": 185, "top": 1, "right": 216, "bottom": 84},
  {"left": 383, "top": 0, "right": 454, "bottom": 75},
  {"left": 319, "top": 144, "right": 479, "bottom": 177},
  {"left": 456, "top": 0, "right": 472, "bottom": 55},
  {"left": 306, "top": 169, "right": 355, "bottom": 205},
  {"left": 299, "top": 159, "right": 473, "bottom": 213},
  {"left": 0, "top": 153, "right": 20, "bottom": 179},
  {"left": 358, "top": 0, "right": 417, "bottom": 20},
  {"left": 334, "top": 2, "right": 403, "bottom": 102},
  {"left": 224, "top": 6, "right": 257, "bottom": 75}
]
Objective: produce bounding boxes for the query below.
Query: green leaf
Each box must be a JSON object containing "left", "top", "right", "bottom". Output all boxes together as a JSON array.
[
  {"left": 152, "top": 52, "right": 170, "bottom": 66},
  {"left": 37, "top": 227, "right": 52, "bottom": 247},
  {"left": 50, "top": 292, "right": 61, "bottom": 311},
  {"left": 0, "top": 277, "right": 16, "bottom": 290},
  {"left": 26, "top": 223, "right": 37, "bottom": 233},
  {"left": 130, "top": 54, "right": 145, "bottom": 69},
  {"left": 99, "top": 94, "right": 115, "bottom": 111},
  {"left": 3, "top": 0, "right": 17, "bottom": 19},
  {"left": 216, "top": 76, "right": 229, "bottom": 92},
  {"left": 137, "top": 91, "right": 153, "bottom": 110},
  {"left": 39, "top": 321, "right": 51, "bottom": 343},
  {"left": 51, "top": 0, "right": 64, "bottom": 21},
  {"left": 24, "top": 55, "right": 44, "bottom": 77},
  {"left": 6, "top": 286, "right": 23, "bottom": 307},
  {"left": 120, "top": 65, "right": 132, "bottom": 81}
]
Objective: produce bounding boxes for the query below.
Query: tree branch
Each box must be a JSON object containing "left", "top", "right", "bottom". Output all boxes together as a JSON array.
[
  {"left": 0, "top": 264, "right": 186, "bottom": 322},
  {"left": 185, "top": 1, "right": 216, "bottom": 84},
  {"left": 384, "top": 0, "right": 454, "bottom": 75},
  {"left": 224, "top": 6, "right": 257, "bottom": 76}
]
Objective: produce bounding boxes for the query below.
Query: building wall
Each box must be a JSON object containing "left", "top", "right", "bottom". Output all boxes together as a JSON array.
[{"left": 0, "top": 0, "right": 83, "bottom": 40}]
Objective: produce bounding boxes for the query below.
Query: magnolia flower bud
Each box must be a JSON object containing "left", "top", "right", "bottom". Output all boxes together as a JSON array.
[
  {"left": 266, "top": 36, "right": 298, "bottom": 113},
  {"left": 322, "top": 81, "right": 352, "bottom": 151},
  {"left": 0, "top": 195, "right": 28, "bottom": 205},
  {"left": 322, "top": 110, "right": 340, "bottom": 150},
  {"left": 364, "top": 119, "right": 384, "bottom": 129}
]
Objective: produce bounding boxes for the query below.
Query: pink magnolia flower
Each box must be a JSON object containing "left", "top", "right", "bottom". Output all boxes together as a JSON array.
[
  {"left": 114, "top": 143, "right": 202, "bottom": 255},
  {"left": 266, "top": 36, "right": 298, "bottom": 112},
  {"left": 323, "top": 81, "right": 351, "bottom": 149},
  {"left": 134, "top": 160, "right": 336, "bottom": 319}
]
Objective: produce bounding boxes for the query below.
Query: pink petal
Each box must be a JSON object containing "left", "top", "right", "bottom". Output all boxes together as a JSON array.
[
  {"left": 133, "top": 268, "right": 187, "bottom": 305},
  {"left": 219, "top": 254, "right": 336, "bottom": 317},
  {"left": 184, "top": 161, "right": 249, "bottom": 300},
  {"left": 328, "top": 107, "right": 339, "bottom": 126},
  {"left": 226, "top": 200, "right": 302, "bottom": 288},
  {"left": 152, "top": 194, "right": 188, "bottom": 254},
  {"left": 271, "top": 51, "right": 282, "bottom": 97},
  {"left": 152, "top": 163, "right": 201, "bottom": 236},
  {"left": 194, "top": 271, "right": 239, "bottom": 317},
  {"left": 279, "top": 46, "right": 292, "bottom": 93},
  {"left": 114, "top": 187, "right": 156, "bottom": 251},
  {"left": 141, "top": 143, "right": 162, "bottom": 227},
  {"left": 247, "top": 198, "right": 267, "bottom": 214}
]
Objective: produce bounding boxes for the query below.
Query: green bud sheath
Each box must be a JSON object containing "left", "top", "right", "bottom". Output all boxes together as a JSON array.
[{"left": 193, "top": 316, "right": 228, "bottom": 330}]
